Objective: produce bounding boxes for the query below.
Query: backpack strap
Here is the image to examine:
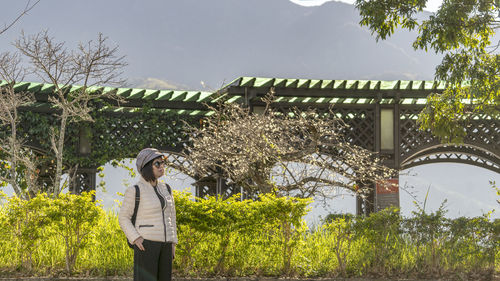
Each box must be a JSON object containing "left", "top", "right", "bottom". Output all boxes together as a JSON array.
[
  {"left": 166, "top": 183, "right": 172, "bottom": 196},
  {"left": 131, "top": 185, "right": 140, "bottom": 226}
]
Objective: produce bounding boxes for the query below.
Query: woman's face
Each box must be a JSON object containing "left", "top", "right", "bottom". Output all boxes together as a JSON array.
[{"left": 151, "top": 157, "right": 165, "bottom": 179}]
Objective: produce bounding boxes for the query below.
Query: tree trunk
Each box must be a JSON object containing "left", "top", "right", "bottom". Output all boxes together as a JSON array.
[
  {"left": 9, "top": 121, "right": 22, "bottom": 197},
  {"left": 214, "top": 233, "right": 230, "bottom": 274},
  {"left": 53, "top": 111, "right": 68, "bottom": 197},
  {"left": 282, "top": 221, "right": 292, "bottom": 275}
]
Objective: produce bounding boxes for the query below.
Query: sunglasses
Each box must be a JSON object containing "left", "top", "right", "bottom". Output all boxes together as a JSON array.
[{"left": 152, "top": 160, "right": 166, "bottom": 168}]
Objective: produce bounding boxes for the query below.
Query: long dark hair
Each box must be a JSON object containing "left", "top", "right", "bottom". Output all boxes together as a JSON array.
[{"left": 140, "top": 156, "right": 161, "bottom": 182}]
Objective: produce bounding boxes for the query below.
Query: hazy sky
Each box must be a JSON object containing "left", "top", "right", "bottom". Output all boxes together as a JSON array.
[
  {"left": 291, "top": 0, "right": 443, "bottom": 12},
  {"left": 0, "top": 0, "right": 498, "bottom": 224}
]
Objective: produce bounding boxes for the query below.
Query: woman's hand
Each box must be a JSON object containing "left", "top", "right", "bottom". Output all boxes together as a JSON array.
[
  {"left": 172, "top": 243, "right": 175, "bottom": 259},
  {"left": 133, "top": 237, "right": 145, "bottom": 251}
]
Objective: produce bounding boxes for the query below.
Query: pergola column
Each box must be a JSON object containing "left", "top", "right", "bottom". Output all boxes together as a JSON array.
[
  {"left": 71, "top": 167, "right": 97, "bottom": 194},
  {"left": 71, "top": 126, "right": 97, "bottom": 194},
  {"left": 376, "top": 104, "right": 400, "bottom": 211}
]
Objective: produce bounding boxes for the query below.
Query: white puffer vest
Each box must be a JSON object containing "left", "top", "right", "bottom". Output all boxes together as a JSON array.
[{"left": 118, "top": 176, "right": 178, "bottom": 244}]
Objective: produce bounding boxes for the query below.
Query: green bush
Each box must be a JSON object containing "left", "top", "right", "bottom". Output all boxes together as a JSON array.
[
  {"left": 47, "top": 191, "right": 102, "bottom": 274},
  {"left": 1, "top": 193, "right": 52, "bottom": 272},
  {"left": 0, "top": 191, "right": 497, "bottom": 280},
  {"left": 0, "top": 191, "right": 101, "bottom": 275},
  {"left": 174, "top": 191, "right": 311, "bottom": 276}
]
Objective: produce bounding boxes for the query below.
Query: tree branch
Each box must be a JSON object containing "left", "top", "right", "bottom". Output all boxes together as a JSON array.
[{"left": 0, "top": 0, "right": 41, "bottom": 35}]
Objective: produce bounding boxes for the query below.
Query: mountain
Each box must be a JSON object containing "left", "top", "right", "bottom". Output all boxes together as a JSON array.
[
  {"left": 0, "top": 0, "right": 442, "bottom": 90},
  {"left": 2, "top": 0, "right": 498, "bottom": 220},
  {"left": 137, "top": 0, "right": 443, "bottom": 89},
  {"left": 127, "top": 77, "right": 189, "bottom": 90}
]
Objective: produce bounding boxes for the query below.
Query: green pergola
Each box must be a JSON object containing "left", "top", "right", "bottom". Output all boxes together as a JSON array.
[{"left": 2, "top": 77, "right": 498, "bottom": 214}]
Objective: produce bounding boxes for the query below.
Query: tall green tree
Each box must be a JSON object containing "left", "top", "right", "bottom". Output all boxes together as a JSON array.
[{"left": 355, "top": 0, "right": 499, "bottom": 143}]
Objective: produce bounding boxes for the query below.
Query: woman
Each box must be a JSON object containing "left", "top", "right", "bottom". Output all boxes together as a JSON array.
[{"left": 119, "top": 148, "right": 177, "bottom": 281}]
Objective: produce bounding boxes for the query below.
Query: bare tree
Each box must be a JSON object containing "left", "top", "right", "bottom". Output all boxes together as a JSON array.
[
  {"left": 0, "top": 0, "right": 44, "bottom": 199},
  {"left": 169, "top": 90, "right": 396, "bottom": 201},
  {"left": 0, "top": 52, "right": 38, "bottom": 199},
  {"left": 15, "top": 31, "right": 127, "bottom": 197},
  {"left": 0, "top": 0, "right": 41, "bottom": 35}
]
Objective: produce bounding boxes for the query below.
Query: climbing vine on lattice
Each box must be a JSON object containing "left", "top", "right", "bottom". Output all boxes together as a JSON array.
[{"left": 1, "top": 102, "right": 197, "bottom": 182}]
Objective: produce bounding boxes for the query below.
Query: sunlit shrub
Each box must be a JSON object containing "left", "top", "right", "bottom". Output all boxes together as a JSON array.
[{"left": 0, "top": 191, "right": 497, "bottom": 280}]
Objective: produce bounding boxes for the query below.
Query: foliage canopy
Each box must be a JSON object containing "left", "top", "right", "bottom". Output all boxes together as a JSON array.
[{"left": 355, "top": 0, "right": 500, "bottom": 143}]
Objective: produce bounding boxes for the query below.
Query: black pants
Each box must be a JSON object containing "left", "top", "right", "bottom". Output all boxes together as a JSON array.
[{"left": 134, "top": 239, "right": 173, "bottom": 281}]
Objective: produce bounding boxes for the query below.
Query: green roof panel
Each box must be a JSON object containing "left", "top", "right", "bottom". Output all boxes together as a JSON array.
[
  {"left": 101, "top": 87, "right": 116, "bottom": 94},
  {"left": 128, "top": 89, "right": 145, "bottom": 99},
  {"left": 116, "top": 88, "right": 132, "bottom": 97},
  {"left": 240, "top": 77, "right": 256, "bottom": 87},
  {"left": 273, "top": 78, "right": 287, "bottom": 87},
  {"left": 156, "top": 91, "right": 173, "bottom": 100},
  {"left": 197, "top": 92, "right": 213, "bottom": 102},
  {"left": 370, "top": 81, "right": 381, "bottom": 90},
  {"left": 142, "top": 89, "right": 160, "bottom": 100},
  {"left": 345, "top": 80, "right": 358, "bottom": 89},
  {"left": 253, "top": 78, "right": 274, "bottom": 87},
  {"left": 309, "top": 79, "right": 322, "bottom": 88},
  {"left": 86, "top": 85, "right": 102, "bottom": 93},
  {"left": 320, "top": 80, "right": 334, "bottom": 89},
  {"left": 72, "top": 85, "right": 87, "bottom": 93},
  {"left": 358, "top": 80, "right": 370, "bottom": 90},
  {"left": 184, "top": 92, "right": 200, "bottom": 102},
  {"left": 26, "top": 82, "right": 42, "bottom": 91},
  {"left": 226, "top": 96, "right": 242, "bottom": 103},
  {"left": 380, "top": 81, "right": 396, "bottom": 90},
  {"left": 13, "top": 82, "right": 30, "bottom": 91},
  {"left": 436, "top": 81, "right": 447, "bottom": 90},
  {"left": 412, "top": 81, "right": 424, "bottom": 90},
  {"left": 297, "top": 79, "right": 310, "bottom": 88},
  {"left": 285, "top": 79, "right": 298, "bottom": 88},
  {"left": 2, "top": 77, "right": 456, "bottom": 116},
  {"left": 171, "top": 91, "right": 187, "bottom": 101},
  {"left": 400, "top": 81, "right": 411, "bottom": 90},
  {"left": 424, "top": 81, "right": 435, "bottom": 90},
  {"left": 334, "top": 80, "right": 347, "bottom": 89}
]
